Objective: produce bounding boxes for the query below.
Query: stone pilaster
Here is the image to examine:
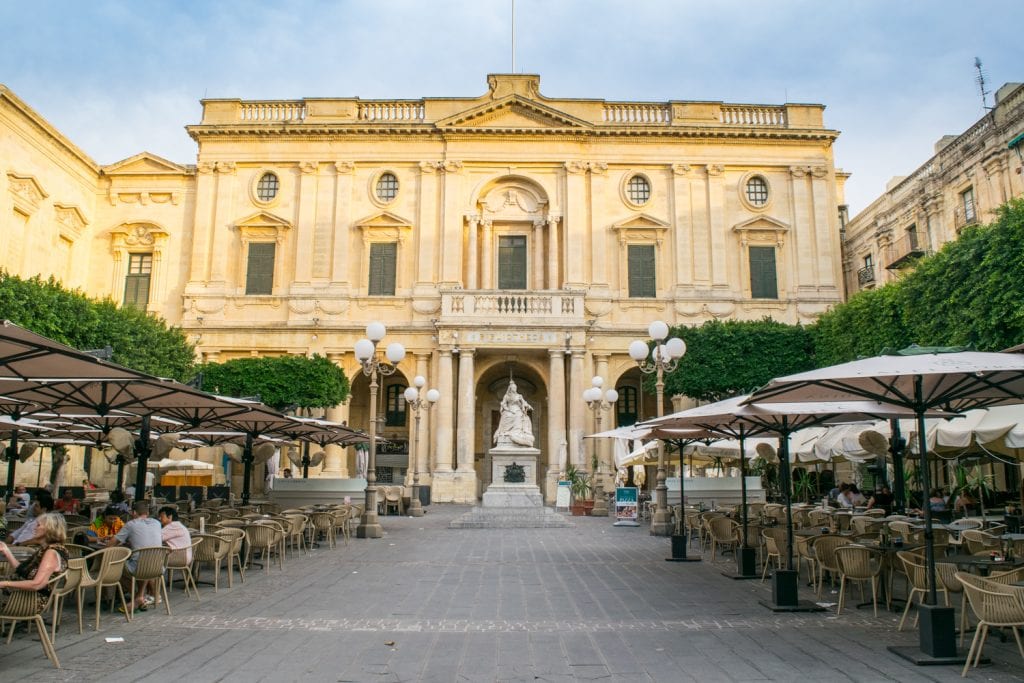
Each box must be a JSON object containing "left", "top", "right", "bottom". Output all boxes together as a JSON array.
[
  {"left": 706, "top": 164, "right": 728, "bottom": 288},
  {"left": 481, "top": 219, "right": 494, "bottom": 290},
  {"left": 546, "top": 215, "right": 561, "bottom": 289},
  {"left": 208, "top": 162, "right": 236, "bottom": 287},
  {"left": 465, "top": 214, "right": 479, "bottom": 289},
  {"left": 293, "top": 161, "right": 318, "bottom": 286},
  {"left": 456, "top": 349, "right": 476, "bottom": 472},
  {"left": 330, "top": 162, "right": 354, "bottom": 285},
  {"left": 568, "top": 350, "right": 585, "bottom": 469},
  {"left": 545, "top": 349, "right": 567, "bottom": 502},
  {"left": 789, "top": 166, "right": 815, "bottom": 290}
]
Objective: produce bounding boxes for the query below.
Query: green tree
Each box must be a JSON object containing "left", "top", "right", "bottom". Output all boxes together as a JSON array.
[
  {"left": 810, "top": 198, "right": 1024, "bottom": 364},
  {"left": 661, "top": 318, "right": 815, "bottom": 402},
  {"left": 0, "top": 272, "right": 195, "bottom": 380},
  {"left": 197, "top": 354, "right": 350, "bottom": 411}
]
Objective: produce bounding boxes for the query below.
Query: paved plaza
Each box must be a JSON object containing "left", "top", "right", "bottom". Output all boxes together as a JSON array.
[{"left": 3, "top": 505, "right": 1024, "bottom": 682}]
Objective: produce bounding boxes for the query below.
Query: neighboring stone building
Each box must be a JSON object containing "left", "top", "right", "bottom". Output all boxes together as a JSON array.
[
  {"left": 843, "top": 82, "right": 1024, "bottom": 295},
  {"left": 1, "top": 74, "right": 847, "bottom": 503}
]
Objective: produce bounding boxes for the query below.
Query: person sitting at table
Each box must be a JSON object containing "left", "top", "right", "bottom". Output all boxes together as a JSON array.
[
  {"left": 82, "top": 506, "right": 125, "bottom": 543},
  {"left": 108, "top": 490, "right": 131, "bottom": 515},
  {"left": 10, "top": 491, "right": 54, "bottom": 546},
  {"left": 158, "top": 506, "right": 192, "bottom": 564},
  {"left": 107, "top": 500, "right": 162, "bottom": 613},
  {"left": 82, "top": 478, "right": 97, "bottom": 490},
  {"left": 927, "top": 489, "right": 948, "bottom": 513},
  {"left": 14, "top": 485, "right": 31, "bottom": 508},
  {"left": 5, "top": 494, "right": 26, "bottom": 515},
  {"left": 55, "top": 489, "right": 80, "bottom": 515},
  {"left": 0, "top": 513, "right": 70, "bottom": 609},
  {"left": 847, "top": 484, "right": 867, "bottom": 507},
  {"left": 866, "top": 486, "right": 894, "bottom": 514},
  {"left": 953, "top": 490, "right": 978, "bottom": 515},
  {"left": 836, "top": 483, "right": 854, "bottom": 508}
]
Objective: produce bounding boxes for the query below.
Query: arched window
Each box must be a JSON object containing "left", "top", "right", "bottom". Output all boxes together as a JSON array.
[{"left": 256, "top": 172, "right": 279, "bottom": 202}]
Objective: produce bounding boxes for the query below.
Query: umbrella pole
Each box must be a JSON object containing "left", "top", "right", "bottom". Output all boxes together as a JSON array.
[
  {"left": 133, "top": 415, "right": 152, "bottom": 501},
  {"left": 4, "top": 429, "right": 18, "bottom": 495},
  {"left": 241, "top": 432, "right": 254, "bottom": 506},
  {"left": 666, "top": 439, "right": 699, "bottom": 562},
  {"left": 729, "top": 431, "right": 757, "bottom": 579},
  {"left": 891, "top": 419, "right": 906, "bottom": 514}
]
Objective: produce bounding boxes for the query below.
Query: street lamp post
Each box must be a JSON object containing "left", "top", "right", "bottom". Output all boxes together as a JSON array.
[
  {"left": 354, "top": 322, "right": 405, "bottom": 539},
  {"left": 404, "top": 376, "right": 439, "bottom": 518},
  {"left": 628, "top": 320, "right": 686, "bottom": 536},
  {"left": 583, "top": 376, "right": 617, "bottom": 517}
]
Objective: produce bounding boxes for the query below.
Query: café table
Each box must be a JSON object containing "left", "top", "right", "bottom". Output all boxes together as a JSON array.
[{"left": 939, "top": 554, "right": 1024, "bottom": 577}]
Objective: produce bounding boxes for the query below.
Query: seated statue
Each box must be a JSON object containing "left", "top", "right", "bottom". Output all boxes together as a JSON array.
[{"left": 493, "top": 380, "right": 534, "bottom": 448}]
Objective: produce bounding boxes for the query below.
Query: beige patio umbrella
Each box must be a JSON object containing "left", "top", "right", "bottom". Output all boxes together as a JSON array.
[{"left": 747, "top": 346, "right": 1024, "bottom": 661}]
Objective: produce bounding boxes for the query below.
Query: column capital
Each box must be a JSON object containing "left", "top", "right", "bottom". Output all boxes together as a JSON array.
[
  {"left": 671, "top": 163, "right": 692, "bottom": 176},
  {"left": 334, "top": 161, "right": 355, "bottom": 174},
  {"left": 546, "top": 214, "right": 562, "bottom": 227},
  {"left": 705, "top": 164, "right": 725, "bottom": 177},
  {"left": 299, "top": 161, "right": 319, "bottom": 175},
  {"left": 214, "top": 161, "right": 236, "bottom": 174},
  {"left": 789, "top": 165, "right": 809, "bottom": 178},
  {"left": 464, "top": 214, "right": 481, "bottom": 226}
]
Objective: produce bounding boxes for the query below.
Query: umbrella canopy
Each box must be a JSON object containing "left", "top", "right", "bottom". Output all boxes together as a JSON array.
[
  {"left": 747, "top": 346, "right": 1024, "bottom": 647},
  {"left": 147, "top": 457, "right": 214, "bottom": 472},
  {"left": 0, "top": 320, "right": 146, "bottom": 383}
]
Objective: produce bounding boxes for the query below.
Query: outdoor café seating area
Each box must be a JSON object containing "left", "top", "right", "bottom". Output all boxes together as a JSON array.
[
  {"left": 675, "top": 500, "right": 1024, "bottom": 675},
  {"left": 1, "top": 494, "right": 365, "bottom": 668}
]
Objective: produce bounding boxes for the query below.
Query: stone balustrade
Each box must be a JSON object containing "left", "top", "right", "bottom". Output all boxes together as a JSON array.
[
  {"left": 602, "top": 103, "right": 670, "bottom": 124},
  {"left": 239, "top": 101, "right": 307, "bottom": 122},
  {"left": 357, "top": 101, "right": 425, "bottom": 121},
  {"left": 439, "top": 289, "right": 584, "bottom": 322},
  {"left": 718, "top": 105, "right": 787, "bottom": 127}
]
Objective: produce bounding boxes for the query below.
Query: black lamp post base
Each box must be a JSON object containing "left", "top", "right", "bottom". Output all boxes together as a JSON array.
[{"left": 759, "top": 570, "right": 824, "bottom": 612}]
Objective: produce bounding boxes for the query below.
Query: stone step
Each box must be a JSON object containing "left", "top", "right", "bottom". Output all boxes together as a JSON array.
[{"left": 448, "top": 506, "right": 575, "bottom": 529}]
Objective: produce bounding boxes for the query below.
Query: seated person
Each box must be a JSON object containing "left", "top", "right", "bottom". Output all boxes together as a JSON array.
[
  {"left": 85, "top": 506, "right": 125, "bottom": 543},
  {"left": 55, "top": 489, "right": 80, "bottom": 515},
  {"left": 835, "top": 483, "right": 854, "bottom": 508},
  {"left": 10, "top": 491, "right": 54, "bottom": 546},
  {"left": 5, "top": 494, "right": 26, "bottom": 516},
  {"left": 953, "top": 490, "right": 978, "bottom": 515},
  {"left": 866, "top": 486, "right": 894, "bottom": 514},
  {"left": 108, "top": 490, "right": 131, "bottom": 515},
  {"left": 282, "top": 468, "right": 294, "bottom": 479},
  {"left": 0, "top": 513, "right": 70, "bottom": 608},
  {"left": 107, "top": 500, "right": 163, "bottom": 612},
  {"left": 82, "top": 478, "right": 97, "bottom": 490},
  {"left": 927, "top": 489, "right": 948, "bottom": 513},
  {"left": 14, "top": 485, "right": 31, "bottom": 507},
  {"left": 158, "top": 506, "right": 193, "bottom": 564},
  {"left": 847, "top": 484, "right": 867, "bottom": 507}
]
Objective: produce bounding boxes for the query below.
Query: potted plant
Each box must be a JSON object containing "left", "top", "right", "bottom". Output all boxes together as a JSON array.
[
  {"left": 949, "top": 462, "right": 994, "bottom": 518},
  {"left": 566, "top": 464, "right": 592, "bottom": 516}
]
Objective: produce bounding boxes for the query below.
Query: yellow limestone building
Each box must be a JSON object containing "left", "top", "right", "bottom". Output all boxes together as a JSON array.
[{"left": 1, "top": 74, "right": 846, "bottom": 504}]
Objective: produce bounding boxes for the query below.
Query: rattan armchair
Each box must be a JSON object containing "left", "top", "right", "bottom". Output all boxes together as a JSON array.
[
  {"left": 897, "top": 550, "right": 948, "bottom": 631},
  {"left": 835, "top": 545, "right": 884, "bottom": 616},
  {"left": 0, "top": 572, "right": 64, "bottom": 668},
  {"left": 217, "top": 527, "right": 246, "bottom": 587},
  {"left": 126, "top": 546, "right": 171, "bottom": 618},
  {"left": 246, "top": 521, "right": 285, "bottom": 572},
  {"left": 813, "top": 535, "right": 853, "bottom": 598},
  {"left": 957, "top": 572, "right": 1024, "bottom": 677},
  {"left": 192, "top": 533, "right": 232, "bottom": 592},
  {"left": 77, "top": 546, "right": 131, "bottom": 631},
  {"left": 166, "top": 539, "right": 202, "bottom": 601},
  {"left": 50, "top": 558, "right": 85, "bottom": 641}
]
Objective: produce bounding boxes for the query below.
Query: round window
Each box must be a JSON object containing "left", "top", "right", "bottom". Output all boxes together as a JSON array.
[
  {"left": 745, "top": 176, "right": 769, "bottom": 207},
  {"left": 256, "top": 172, "right": 279, "bottom": 202},
  {"left": 375, "top": 172, "right": 399, "bottom": 202},
  {"left": 626, "top": 175, "right": 651, "bottom": 205}
]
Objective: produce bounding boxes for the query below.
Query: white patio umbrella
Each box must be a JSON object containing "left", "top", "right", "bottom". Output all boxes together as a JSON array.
[
  {"left": 748, "top": 346, "right": 1024, "bottom": 659},
  {"left": 147, "top": 458, "right": 215, "bottom": 472}
]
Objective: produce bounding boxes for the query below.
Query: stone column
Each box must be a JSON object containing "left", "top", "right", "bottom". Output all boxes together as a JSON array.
[
  {"left": 706, "top": 164, "right": 728, "bottom": 289},
  {"left": 810, "top": 166, "right": 835, "bottom": 288},
  {"left": 789, "top": 166, "right": 815, "bottom": 290},
  {"left": 481, "top": 219, "right": 494, "bottom": 290},
  {"left": 439, "top": 161, "right": 464, "bottom": 286},
  {"left": 568, "top": 350, "right": 585, "bottom": 469},
  {"left": 434, "top": 350, "right": 455, "bottom": 473},
  {"left": 465, "top": 215, "right": 479, "bottom": 290},
  {"left": 208, "top": 162, "right": 237, "bottom": 287},
  {"left": 415, "top": 162, "right": 440, "bottom": 289},
  {"left": 292, "top": 161, "right": 319, "bottom": 287},
  {"left": 331, "top": 162, "right": 354, "bottom": 285},
  {"left": 671, "top": 164, "right": 694, "bottom": 288},
  {"left": 546, "top": 349, "right": 567, "bottom": 500},
  {"left": 188, "top": 162, "right": 217, "bottom": 284},
  {"left": 322, "top": 352, "right": 349, "bottom": 477},
  {"left": 532, "top": 219, "right": 545, "bottom": 289},
  {"left": 456, "top": 349, "right": 476, "bottom": 472},
  {"left": 546, "top": 215, "right": 560, "bottom": 289}
]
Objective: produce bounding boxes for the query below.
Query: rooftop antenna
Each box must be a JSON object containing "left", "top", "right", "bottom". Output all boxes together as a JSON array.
[
  {"left": 511, "top": 0, "right": 516, "bottom": 73},
  {"left": 974, "top": 57, "right": 992, "bottom": 110}
]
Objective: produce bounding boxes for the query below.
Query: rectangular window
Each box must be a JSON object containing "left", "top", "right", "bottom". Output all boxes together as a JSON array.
[
  {"left": 497, "top": 235, "right": 528, "bottom": 289},
  {"left": 368, "top": 242, "right": 397, "bottom": 295},
  {"left": 245, "top": 243, "right": 276, "bottom": 295},
  {"left": 123, "top": 253, "right": 153, "bottom": 310},
  {"left": 907, "top": 224, "right": 919, "bottom": 250},
  {"left": 627, "top": 245, "right": 656, "bottom": 298},
  {"left": 961, "top": 187, "right": 976, "bottom": 222},
  {"left": 749, "top": 246, "right": 778, "bottom": 299},
  {"left": 863, "top": 254, "right": 873, "bottom": 269},
  {"left": 385, "top": 384, "right": 407, "bottom": 427}
]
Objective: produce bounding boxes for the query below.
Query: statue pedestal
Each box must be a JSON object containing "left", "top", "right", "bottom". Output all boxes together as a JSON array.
[{"left": 482, "top": 447, "right": 543, "bottom": 508}]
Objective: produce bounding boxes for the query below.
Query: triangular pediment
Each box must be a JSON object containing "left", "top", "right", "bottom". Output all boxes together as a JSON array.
[
  {"left": 355, "top": 210, "right": 413, "bottom": 228},
  {"left": 103, "top": 152, "right": 188, "bottom": 176},
  {"left": 236, "top": 211, "right": 292, "bottom": 229},
  {"left": 732, "top": 215, "right": 790, "bottom": 233},
  {"left": 612, "top": 214, "right": 671, "bottom": 231},
  {"left": 436, "top": 96, "right": 591, "bottom": 130}
]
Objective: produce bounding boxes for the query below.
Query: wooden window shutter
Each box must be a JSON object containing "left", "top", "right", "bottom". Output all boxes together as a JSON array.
[
  {"left": 245, "top": 243, "right": 276, "bottom": 295},
  {"left": 627, "top": 245, "right": 656, "bottom": 298},
  {"left": 368, "top": 242, "right": 397, "bottom": 295},
  {"left": 498, "top": 236, "right": 528, "bottom": 290},
  {"left": 749, "top": 246, "right": 778, "bottom": 299}
]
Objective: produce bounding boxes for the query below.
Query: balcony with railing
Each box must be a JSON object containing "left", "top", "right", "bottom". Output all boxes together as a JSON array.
[
  {"left": 439, "top": 289, "right": 585, "bottom": 324},
  {"left": 857, "top": 266, "right": 876, "bottom": 287},
  {"left": 885, "top": 233, "right": 929, "bottom": 270},
  {"left": 954, "top": 206, "right": 980, "bottom": 231}
]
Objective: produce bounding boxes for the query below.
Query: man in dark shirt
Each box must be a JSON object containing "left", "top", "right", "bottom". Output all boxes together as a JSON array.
[{"left": 867, "top": 486, "right": 895, "bottom": 514}]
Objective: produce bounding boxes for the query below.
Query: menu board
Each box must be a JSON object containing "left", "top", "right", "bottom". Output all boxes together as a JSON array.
[
  {"left": 614, "top": 487, "right": 640, "bottom": 526},
  {"left": 555, "top": 480, "right": 571, "bottom": 510}
]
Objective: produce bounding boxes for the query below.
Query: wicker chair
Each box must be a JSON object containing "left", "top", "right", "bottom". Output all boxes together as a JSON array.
[
  {"left": 833, "top": 514, "right": 852, "bottom": 533},
  {"left": 0, "top": 572, "right": 64, "bottom": 668},
  {"left": 814, "top": 535, "right": 853, "bottom": 597},
  {"left": 331, "top": 508, "right": 351, "bottom": 546},
  {"left": 897, "top": 550, "right": 948, "bottom": 631},
  {"left": 835, "top": 545, "right": 884, "bottom": 616},
  {"left": 192, "top": 533, "right": 231, "bottom": 592},
  {"left": 961, "top": 530, "right": 1001, "bottom": 556},
  {"left": 851, "top": 517, "right": 884, "bottom": 536},
  {"left": 77, "top": 546, "right": 131, "bottom": 631},
  {"left": 795, "top": 535, "right": 819, "bottom": 593},
  {"left": 761, "top": 527, "right": 788, "bottom": 582},
  {"left": 707, "top": 517, "right": 739, "bottom": 561},
  {"left": 310, "top": 511, "right": 336, "bottom": 549},
  {"left": 282, "top": 514, "right": 309, "bottom": 554},
  {"left": 935, "top": 561, "right": 971, "bottom": 647},
  {"left": 166, "top": 539, "right": 202, "bottom": 601},
  {"left": 807, "top": 509, "right": 831, "bottom": 528},
  {"left": 125, "top": 546, "right": 171, "bottom": 618},
  {"left": 957, "top": 572, "right": 1024, "bottom": 677},
  {"left": 246, "top": 521, "right": 285, "bottom": 572},
  {"left": 217, "top": 527, "right": 246, "bottom": 587},
  {"left": 383, "top": 487, "right": 403, "bottom": 516},
  {"left": 50, "top": 558, "right": 85, "bottom": 641}
]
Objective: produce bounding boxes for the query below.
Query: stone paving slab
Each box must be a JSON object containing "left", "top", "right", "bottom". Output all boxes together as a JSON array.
[{"left": 2, "top": 505, "right": 1023, "bottom": 682}]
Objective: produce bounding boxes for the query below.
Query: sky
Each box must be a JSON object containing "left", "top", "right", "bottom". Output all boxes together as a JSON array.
[{"left": 2, "top": 0, "right": 1021, "bottom": 215}]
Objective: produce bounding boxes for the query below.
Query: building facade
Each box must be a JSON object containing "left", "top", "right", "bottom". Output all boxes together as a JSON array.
[
  {"left": 843, "top": 82, "right": 1024, "bottom": 295},
  {"left": 1, "top": 74, "right": 846, "bottom": 502}
]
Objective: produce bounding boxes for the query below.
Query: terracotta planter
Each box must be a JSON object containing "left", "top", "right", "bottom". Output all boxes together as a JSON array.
[{"left": 570, "top": 504, "right": 588, "bottom": 516}]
